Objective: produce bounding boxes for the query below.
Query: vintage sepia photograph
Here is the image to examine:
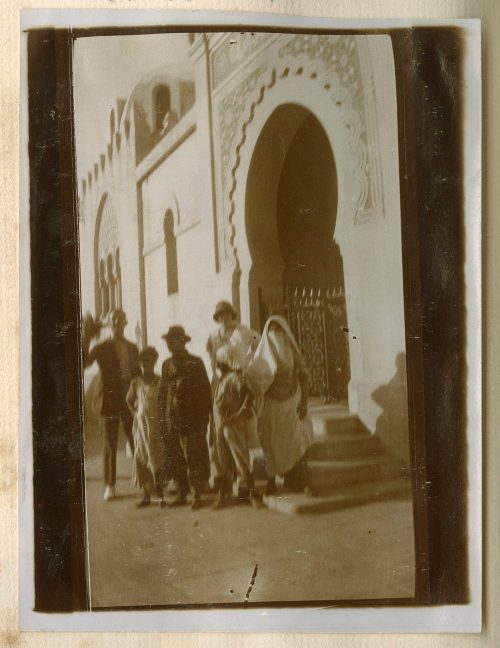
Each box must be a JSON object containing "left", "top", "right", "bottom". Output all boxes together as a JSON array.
[
  {"left": 21, "top": 11, "right": 481, "bottom": 631},
  {"left": 75, "top": 30, "right": 415, "bottom": 608}
]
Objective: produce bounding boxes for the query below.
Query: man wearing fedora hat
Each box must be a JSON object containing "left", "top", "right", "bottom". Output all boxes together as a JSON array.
[{"left": 158, "top": 325, "right": 212, "bottom": 510}]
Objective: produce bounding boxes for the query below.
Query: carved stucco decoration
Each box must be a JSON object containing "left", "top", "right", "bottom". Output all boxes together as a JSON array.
[
  {"left": 218, "top": 64, "right": 267, "bottom": 264},
  {"left": 212, "top": 32, "right": 271, "bottom": 89},
  {"left": 278, "top": 35, "right": 383, "bottom": 222},
  {"left": 216, "top": 34, "right": 385, "bottom": 271}
]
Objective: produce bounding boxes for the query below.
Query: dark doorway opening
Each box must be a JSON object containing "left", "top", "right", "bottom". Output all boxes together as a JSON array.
[{"left": 246, "top": 105, "right": 350, "bottom": 402}]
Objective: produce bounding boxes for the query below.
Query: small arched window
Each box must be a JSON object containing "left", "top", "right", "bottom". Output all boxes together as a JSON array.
[
  {"left": 154, "top": 85, "right": 171, "bottom": 132},
  {"left": 164, "top": 210, "right": 179, "bottom": 295}
]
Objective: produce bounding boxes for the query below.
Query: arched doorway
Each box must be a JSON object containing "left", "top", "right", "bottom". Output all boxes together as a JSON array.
[{"left": 245, "top": 104, "right": 350, "bottom": 402}]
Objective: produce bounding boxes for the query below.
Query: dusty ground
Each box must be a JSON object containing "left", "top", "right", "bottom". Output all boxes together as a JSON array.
[{"left": 84, "top": 441, "right": 415, "bottom": 609}]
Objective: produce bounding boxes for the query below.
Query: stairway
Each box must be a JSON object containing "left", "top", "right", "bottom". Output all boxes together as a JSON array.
[{"left": 263, "top": 403, "right": 411, "bottom": 515}]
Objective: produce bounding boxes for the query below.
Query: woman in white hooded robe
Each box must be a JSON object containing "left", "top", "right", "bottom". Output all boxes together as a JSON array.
[{"left": 245, "top": 315, "right": 313, "bottom": 495}]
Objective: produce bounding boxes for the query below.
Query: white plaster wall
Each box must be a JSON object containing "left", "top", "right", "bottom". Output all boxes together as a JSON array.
[
  {"left": 345, "top": 218, "right": 407, "bottom": 432},
  {"left": 141, "top": 131, "right": 199, "bottom": 242},
  {"left": 143, "top": 244, "right": 177, "bottom": 362},
  {"left": 144, "top": 222, "right": 219, "bottom": 372},
  {"left": 141, "top": 129, "right": 218, "bottom": 371},
  {"left": 342, "top": 37, "right": 407, "bottom": 445}
]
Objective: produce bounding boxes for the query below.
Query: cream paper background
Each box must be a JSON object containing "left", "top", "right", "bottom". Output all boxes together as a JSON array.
[{"left": 4, "top": 0, "right": 495, "bottom": 644}]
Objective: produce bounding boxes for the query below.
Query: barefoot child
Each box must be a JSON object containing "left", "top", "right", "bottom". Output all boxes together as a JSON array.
[{"left": 126, "top": 346, "right": 165, "bottom": 507}]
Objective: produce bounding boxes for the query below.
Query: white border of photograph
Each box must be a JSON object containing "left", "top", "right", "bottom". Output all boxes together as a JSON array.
[{"left": 19, "top": 9, "right": 481, "bottom": 633}]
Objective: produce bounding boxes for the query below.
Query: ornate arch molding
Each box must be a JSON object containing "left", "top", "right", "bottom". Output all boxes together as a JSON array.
[
  {"left": 94, "top": 193, "right": 121, "bottom": 316},
  {"left": 217, "top": 34, "right": 385, "bottom": 273},
  {"left": 95, "top": 193, "right": 119, "bottom": 262}
]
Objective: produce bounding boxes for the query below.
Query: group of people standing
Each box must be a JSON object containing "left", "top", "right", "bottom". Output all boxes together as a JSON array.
[{"left": 83, "top": 300, "right": 313, "bottom": 510}]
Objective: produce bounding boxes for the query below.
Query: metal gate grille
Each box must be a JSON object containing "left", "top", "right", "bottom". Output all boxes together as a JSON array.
[{"left": 263, "top": 285, "right": 350, "bottom": 402}]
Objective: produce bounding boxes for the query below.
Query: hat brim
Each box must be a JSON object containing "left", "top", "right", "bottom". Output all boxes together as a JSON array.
[
  {"left": 213, "top": 308, "right": 237, "bottom": 323},
  {"left": 162, "top": 334, "right": 191, "bottom": 342}
]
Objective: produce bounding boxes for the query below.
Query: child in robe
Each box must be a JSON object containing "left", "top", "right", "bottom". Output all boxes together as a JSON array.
[{"left": 126, "top": 346, "right": 165, "bottom": 507}]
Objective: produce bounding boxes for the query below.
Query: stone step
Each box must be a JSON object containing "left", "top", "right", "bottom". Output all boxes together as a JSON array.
[
  {"left": 250, "top": 434, "right": 382, "bottom": 476},
  {"left": 308, "top": 455, "right": 405, "bottom": 492},
  {"left": 263, "top": 477, "right": 411, "bottom": 515},
  {"left": 308, "top": 400, "right": 349, "bottom": 412},
  {"left": 308, "top": 433, "right": 383, "bottom": 460},
  {"left": 309, "top": 409, "right": 364, "bottom": 437}
]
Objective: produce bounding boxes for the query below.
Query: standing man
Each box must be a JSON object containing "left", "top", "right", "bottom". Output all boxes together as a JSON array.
[
  {"left": 83, "top": 309, "right": 140, "bottom": 501},
  {"left": 158, "top": 326, "right": 212, "bottom": 510}
]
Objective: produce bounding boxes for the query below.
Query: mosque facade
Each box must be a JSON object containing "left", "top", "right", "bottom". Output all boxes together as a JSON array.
[{"left": 78, "top": 32, "right": 409, "bottom": 461}]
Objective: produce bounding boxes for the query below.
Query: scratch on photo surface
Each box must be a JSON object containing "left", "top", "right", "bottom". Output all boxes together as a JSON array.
[{"left": 244, "top": 563, "right": 258, "bottom": 603}]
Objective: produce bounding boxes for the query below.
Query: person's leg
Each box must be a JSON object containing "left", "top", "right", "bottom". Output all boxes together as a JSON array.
[
  {"left": 223, "top": 424, "right": 252, "bottom": 501},
  {"left": 173, "top": 434, "right": 189, "bottom": 504},
  {"left": 185, "top": 433, "right": 205, "bottom": 509},
  {"left": 245, "top": 473, "right": 263, "bottom": 508},
  {"left": 137, "top": 486, "right": 151, "bottom": 507},
  {"left": 153, "top": 475, "right": 165, "bottom": 503},
  {"left": 283, "top": 465, "right": 297, "bottom": 491},
  {"left": 201, "top": 424, "right": 211, "bottom": 487},
  {"left": 283, "top": 453, "right": 310, "bottom": 492},
  {"left": 257, "top": 401, "right": 277, "bottom": 496},
  {"left": 121, "top": 410, "right": 135, "bottom": 455},
  {"left": 212, "top": 476, "right": 230, "bottom": 510},
  {"left": 135, "top": 462, "right": 153, "bottom": 507},
  {"left": 102, "top": 416, "right": 119, "bottom": 495},
  {"left": 163, "top": 419, "right": 188, "bottom": 506},
  {"left": 153, "top": 464, "right": 166, "bottom": 500},
  {"left": 296, "top": 452, "right": 311, "bottom": 493},
  {"left": 265, "top": 477, "right": 277, "bottom": 495},
  {"left": 212, "top": 433, "right": 233, "bottom": 509},
  {"left": 244, "top": 430, "right": 263, "bottom": 505}
]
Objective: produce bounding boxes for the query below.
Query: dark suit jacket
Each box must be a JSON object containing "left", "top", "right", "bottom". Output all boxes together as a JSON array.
[
  {"left": 93, "top": 339, "right": 140, "bottom": 416},
  {"left": 158, "top": 353, "right": 212, "bottom": 435}
]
